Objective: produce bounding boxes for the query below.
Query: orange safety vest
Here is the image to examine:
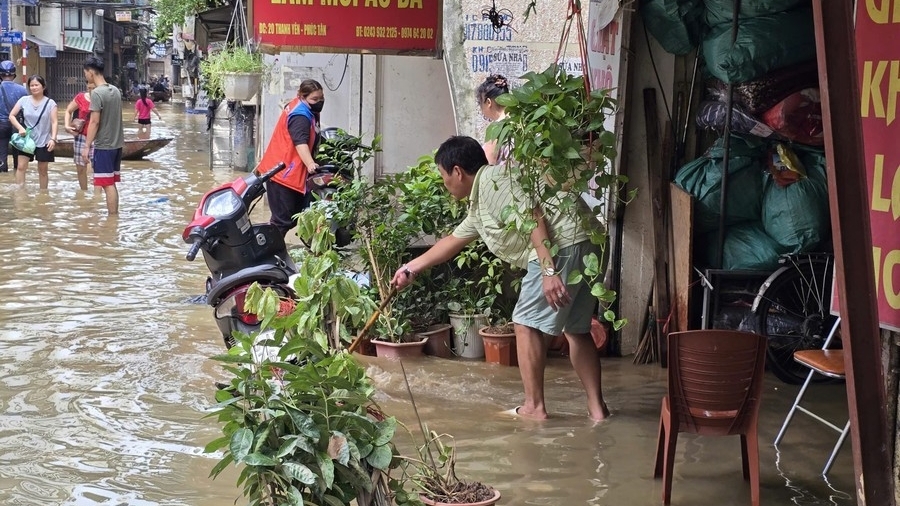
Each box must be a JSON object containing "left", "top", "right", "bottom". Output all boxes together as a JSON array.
[{"left": 257, "top": 97, "right": 317, "bottom": 194}]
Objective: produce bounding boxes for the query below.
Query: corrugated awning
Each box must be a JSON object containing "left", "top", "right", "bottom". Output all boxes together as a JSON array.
[
  {"left": 26, "top": 35, "right": 56, "bottom": 58},
  {"left": 64, "top": 36, "right": 95, "bottom": 53}
]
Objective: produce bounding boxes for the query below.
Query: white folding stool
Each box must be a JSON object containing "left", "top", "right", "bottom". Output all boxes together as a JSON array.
[{"left": 773, "top": 317, "right": 850, "bottom": 475}]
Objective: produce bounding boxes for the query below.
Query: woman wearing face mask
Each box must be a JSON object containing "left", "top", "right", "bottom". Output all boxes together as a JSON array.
[
  {"left": 258, "top": 79, "right": 325, "bottom": 237},
  {"left": 477, "top": 74, "right": 511, "bottom": 165}
]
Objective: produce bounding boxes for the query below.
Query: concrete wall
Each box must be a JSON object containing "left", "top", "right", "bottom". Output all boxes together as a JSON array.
[{"left": 259, "top": 52, "right": 456, "bottom": 179}]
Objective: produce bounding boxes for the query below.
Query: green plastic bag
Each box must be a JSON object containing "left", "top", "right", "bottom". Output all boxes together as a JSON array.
[
  {"left": 705, "top": 221, "right": 788, "bottom": 270},
  {"left": 761, "top": 146, "right": 830, "bottom": 252},
  {"left": 641, "top": 0, "right": 705, "bottom": 55},
  {"left": 704, "top": 0, "right": 805, "bottom": 26},
  {"left": 10, "top": 129, "right": 35, "bottom": 155},
  {"left": 674, "top": 135, "right": 766, "bottom": 234},
  {"left": 702, "top": 6, "right": 816, "bottom": 83}
]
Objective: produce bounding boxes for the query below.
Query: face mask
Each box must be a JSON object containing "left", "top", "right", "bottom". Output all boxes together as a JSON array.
[{"left": 308, "top": 100, "right": 324, "bottom": 113}]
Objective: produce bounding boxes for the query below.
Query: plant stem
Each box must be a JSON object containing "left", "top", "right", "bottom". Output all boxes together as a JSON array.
[{"left": 398, "top": 360, "right": 437, "bottom": 471}]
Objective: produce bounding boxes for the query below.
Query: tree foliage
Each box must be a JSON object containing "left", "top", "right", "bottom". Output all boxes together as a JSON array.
[{"left": 152, "top": 0, "right": 218, "bottom": 40}]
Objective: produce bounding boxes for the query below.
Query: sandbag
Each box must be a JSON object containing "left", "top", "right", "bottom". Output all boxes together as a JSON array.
[
  {"left": 696, "top": 101, "right": 782, "bottom": 139},
  {"left": 761, "top": 88, "right": 824, "bottom": 146},
  {"left": 641, "top": 0, "right": 705, "bottom": 55},
  {"left": 702, "top": 6, "right": 817, "bottom": 84},
  {"left": 704, "top": 0, "right": 807, "bottom": 26},
  {"left": 674, "top": 135, "right": 766, "bottom": 234},
  {"left": 705, "top": 221, "right": 787, "bottom": 270},
  {"left": 762, "top": 146, "right": 830, "bottom": 252}
]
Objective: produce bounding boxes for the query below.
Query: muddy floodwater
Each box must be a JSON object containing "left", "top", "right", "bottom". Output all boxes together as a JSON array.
[{"left": 0, "top": 103, "right": 857, "bottom": 505}]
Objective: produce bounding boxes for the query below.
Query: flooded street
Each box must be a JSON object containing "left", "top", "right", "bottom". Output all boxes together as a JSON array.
[{"left": 0, "top": 102, "right": 858, "bottom": 505}]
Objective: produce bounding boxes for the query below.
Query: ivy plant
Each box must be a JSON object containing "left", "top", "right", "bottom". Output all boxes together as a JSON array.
[{"left": 485, "top": 63, "right": 631, "bottom": 330}]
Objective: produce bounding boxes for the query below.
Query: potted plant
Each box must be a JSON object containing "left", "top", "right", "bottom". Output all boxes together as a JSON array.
[
  {"left": 399, "top": 429, "right": 501, "bottom": 506},
  {"left": 485, "top": 63, "right": 630, "bottom": 331},
  {"left": 446, "top": 243, "right": 505, "bottom": 359},
  {"left": 479, "top": 275, "right": 520, "bottom": 366},
  {"left": 205, "top": 208, "right": 411, "bottom": 506},
  {"left": 371, "top": 310, "right": 428, "bottom": 359},
  {"left": 200, "top": 44, "right": 268, "bottom": 101}
]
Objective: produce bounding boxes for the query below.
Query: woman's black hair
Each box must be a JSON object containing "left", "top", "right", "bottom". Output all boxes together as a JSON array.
[
  {"left": 26, "top": 74, "right": 46, "bottom": 93},
  {"left": 139, "top": 87, "right": 148, "bottom": 107},
  {"left": 476, "top": 74, "right": 509, "bottom": 104},
  {"left": 434, "top": 136, "right": 488, "bottom": 176}
]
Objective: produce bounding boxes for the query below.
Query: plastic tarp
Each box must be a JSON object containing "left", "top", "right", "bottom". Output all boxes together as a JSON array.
[
  {"left": 674, "top": 135, "right": 765, "bottom": 234},
  {"left": 704, "top": 0, "right": 806, "bottom": 26},
  {"left": 641, "top": 0, "right": 705, "bottom": 55},
  {"left": 761, "top": 146, "right": 830, "bottom": 252},
  {"left": 705, "top": 221, "right": 788, "bottom": 270},
  {"left": 702, "top": 6, "right": 816, "bottom": 84}
]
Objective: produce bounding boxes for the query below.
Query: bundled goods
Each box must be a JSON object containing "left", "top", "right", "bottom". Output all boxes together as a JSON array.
[
  {"left": 704, "top": 221, "right": 788, "bottom": 270},
  {"left": 696, "top": 101, "right": 782, "bottom": 139},
  {"left": 765, "top": 143, "right": 806, "bottom": 187},
  {"left": 761, "top": 88, "right": 824, "bottom": 145},
  {"left": 761, "top": 145, "right": 830, "bottom": 253},
  {"left": 706, "top": 61, "right": 820, "bottom": 115},
  {"left": 704, "top": 0, "right": 807, "bottom": 26},
  {"left": 702, "top": 5, "right": 816, "bottom": 84},
  {"left": 640, "top": 0, "right": 705, "bottom": 55},
  {"left": 674, "top": 135, "right": 766, "bottom": 234}
]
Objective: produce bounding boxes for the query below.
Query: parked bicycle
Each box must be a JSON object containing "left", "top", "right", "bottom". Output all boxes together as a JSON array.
[{"left": 751, "top": 252, "right": 838, "bottom": 384}]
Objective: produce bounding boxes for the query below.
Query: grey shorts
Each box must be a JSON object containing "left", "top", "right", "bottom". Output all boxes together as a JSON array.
[{"left": 512, "top": 240, "right": 604, "bottom": 336}]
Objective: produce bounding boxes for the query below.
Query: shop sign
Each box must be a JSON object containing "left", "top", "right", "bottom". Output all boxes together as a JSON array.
[
  {"left": 253, "top": 0, "right": 440, "bottom": 55},
  {"left": 0, "top": 31, "right": 22, "bottom": 45},
  {"left": 852, "top": 1, "right": 900, "bottom": 331},
  {"left": 171, "top": 55, "right": 183, "bottom": 65},
  {"left": 115, "top": 11, "right": 132, "bottom": 22}
]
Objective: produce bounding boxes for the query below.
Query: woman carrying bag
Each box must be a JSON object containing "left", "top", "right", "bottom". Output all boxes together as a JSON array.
[
  {"left": 64, "top": 82, "right": 94, "bottom": 191},
  {"left": 9, "top": 75, "right": 58, "bottom": 189}
]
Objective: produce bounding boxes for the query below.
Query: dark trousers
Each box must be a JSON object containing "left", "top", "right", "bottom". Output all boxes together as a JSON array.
[
  {"left": 0, "top": 121, "right": 16, "bottom": 172},
  {"left": 266, "top": 181, "right": 312, "bottom": 237}
]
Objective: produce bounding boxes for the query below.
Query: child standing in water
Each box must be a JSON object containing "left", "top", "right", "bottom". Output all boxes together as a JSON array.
[{"left": 133, "top": 88, "right": 162, "bottom": 137}]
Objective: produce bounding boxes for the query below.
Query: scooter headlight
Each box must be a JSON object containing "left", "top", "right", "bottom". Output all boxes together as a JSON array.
[{"left": 203, "top": 189, "right": 244, "bottom": 218}]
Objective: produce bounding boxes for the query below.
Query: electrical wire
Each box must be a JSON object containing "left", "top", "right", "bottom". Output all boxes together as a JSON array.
[{"left": 324, "top": 54, "right": 350, "bottom": 92}]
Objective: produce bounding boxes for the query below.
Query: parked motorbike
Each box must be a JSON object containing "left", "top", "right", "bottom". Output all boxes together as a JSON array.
[
  {"left": 183, "top": 162, "right": 297, "bottom": 349},
  {"left": 307, "top": 127, "right": 359, "bottom": 247}
]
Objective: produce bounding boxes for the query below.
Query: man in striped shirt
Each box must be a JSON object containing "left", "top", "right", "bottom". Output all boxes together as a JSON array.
[{"left": 391, "top": 135, "right": 609, "bottom": 422}]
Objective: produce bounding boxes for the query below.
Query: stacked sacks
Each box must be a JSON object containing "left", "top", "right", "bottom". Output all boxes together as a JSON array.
[
  {"left": 675, "top": 137, "right": 830, "bottom": 270},
  {"left": 701, "top": 4, "right": 816, "bottom": 84}
]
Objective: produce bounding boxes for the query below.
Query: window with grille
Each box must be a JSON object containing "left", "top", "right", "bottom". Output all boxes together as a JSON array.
[{"left": 25, "top": 6, "right": 39, "bottom": 26}]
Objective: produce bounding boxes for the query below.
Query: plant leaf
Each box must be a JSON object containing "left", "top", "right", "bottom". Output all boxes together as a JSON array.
[
  {"left": 243, "top": 452, "right": 278, "bottom": 466},
  {"left": 229, "top": 428, "right": 253, "bottom": 462},
  {"left": 366, "top": 443, "right": 393, "bottom": 470},
  {"left": 317, "top": 451, "right": 335, "bottom": 489},
  {"left": 284, "top": 462, "right": 317, "bottom": 485}
]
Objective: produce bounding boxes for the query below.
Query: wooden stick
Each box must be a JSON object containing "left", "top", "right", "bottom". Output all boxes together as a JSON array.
[{"left": 347, "top": 286, "right": 398, "bottom": 354}]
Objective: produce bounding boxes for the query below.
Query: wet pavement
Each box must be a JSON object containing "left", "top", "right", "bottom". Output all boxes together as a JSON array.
[{"left": 0, "top": 101, "right": 857, "bottom": 505}]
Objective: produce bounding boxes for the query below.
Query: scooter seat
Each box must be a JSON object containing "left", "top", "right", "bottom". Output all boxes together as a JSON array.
[{"left": 207, "top": 264, "right": 293, "bottom": 306}]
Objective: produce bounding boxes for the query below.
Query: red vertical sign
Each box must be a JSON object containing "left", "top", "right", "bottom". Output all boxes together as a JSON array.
[
  {"left": 253, "top": 0, "right": 440, "bottom": 54},
  {"left": 853, "top": 1, "right": 900, "bottom": 331}
]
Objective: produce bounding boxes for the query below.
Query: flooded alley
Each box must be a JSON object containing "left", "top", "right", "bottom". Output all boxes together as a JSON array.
[{"left": 0, "top": 102, "right": 858, "bottom": 505}]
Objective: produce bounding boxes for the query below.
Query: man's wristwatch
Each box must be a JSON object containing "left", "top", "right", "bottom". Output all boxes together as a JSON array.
[{"left": 541, "top": 267, "right": 558, "bottom": 277}]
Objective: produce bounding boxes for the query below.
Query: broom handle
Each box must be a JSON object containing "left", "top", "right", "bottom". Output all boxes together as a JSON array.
[{"left": 347, "top": 286, "right": 398, "bottom": 354}]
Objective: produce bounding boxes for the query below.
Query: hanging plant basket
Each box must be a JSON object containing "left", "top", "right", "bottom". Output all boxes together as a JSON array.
[{"left": 222, "top": 72, "right": 262, "bottom": 101}]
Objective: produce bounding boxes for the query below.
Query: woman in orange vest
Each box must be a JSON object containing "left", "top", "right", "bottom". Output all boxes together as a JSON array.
[{"left": 258, "top": 79, "right": 325, "bottom": 237}]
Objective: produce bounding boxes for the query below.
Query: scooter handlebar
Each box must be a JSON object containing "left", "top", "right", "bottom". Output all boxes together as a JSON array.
[
  {"left": 258, "top": 162, "right": 287, "bottom": 183},
  {"left": 186, "top": 238, "right": 203, "bottom": 261}
]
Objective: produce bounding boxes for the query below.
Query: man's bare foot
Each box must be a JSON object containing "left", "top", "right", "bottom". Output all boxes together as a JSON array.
[
  {"left": 501, "top": 406, "right": 549, "bottom": 420},
  {"left": 514, "top": 405, "right": 549, "bottom": 420},
  {"left": 589, "top": 402, "right": 611, "bottom": 422}
]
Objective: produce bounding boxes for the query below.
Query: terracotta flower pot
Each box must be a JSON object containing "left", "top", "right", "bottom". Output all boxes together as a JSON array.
[
  {"left": 419, "top": 489, "right": 501, "bottom": 506},
  {"left": 372, "top": 338, "right": 427, "bottom": 359},
  {"left": 418, "top": 324, "right": 453, "bottom": 359},
  {"left": 479, "top": 325, "right": 518, "bottom": 367}
]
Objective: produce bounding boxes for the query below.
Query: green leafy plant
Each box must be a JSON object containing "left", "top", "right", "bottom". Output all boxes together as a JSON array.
[
  {"left": 485, "top": 63, "right": 630, "bottom": 330},
  {"left": 399, "top": 429, "right": 497, "bottom": 505},
  {"left": 199, "top": 45, "right": 268, "bottom": 99},
  {"left": 205, "top": 209, "right": 410, "bottom": 506},
  {"left": 446, "top": 243, "right": 504, "bottom": 318}
]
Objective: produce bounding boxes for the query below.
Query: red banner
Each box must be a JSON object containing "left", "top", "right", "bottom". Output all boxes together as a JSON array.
[
  {"left": 853, "top": 1, "right": 900, "bottom": 332},
  {"left": 253, "top": 0, "right": 440, "bottom": 55}
]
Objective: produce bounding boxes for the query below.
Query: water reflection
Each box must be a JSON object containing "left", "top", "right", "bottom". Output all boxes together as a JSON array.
[{"left": 0, "top": 103, "right": 858, "bottom": 505}]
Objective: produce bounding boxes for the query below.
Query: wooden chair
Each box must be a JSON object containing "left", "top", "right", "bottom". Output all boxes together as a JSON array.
[
  {"left": 653, "top": 330, "right": 767, "bottom": 506},
  {"left": 773, "top": 318, "right": 848, "bottom": 475}
]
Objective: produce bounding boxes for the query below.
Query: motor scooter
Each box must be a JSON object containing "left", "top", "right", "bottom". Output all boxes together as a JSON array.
[
  {"left": 183, "top": 162, "right": 297, "bottom": 348},
  {"left": 307, "top": 128, "right": 359, "bottom": 247}
]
